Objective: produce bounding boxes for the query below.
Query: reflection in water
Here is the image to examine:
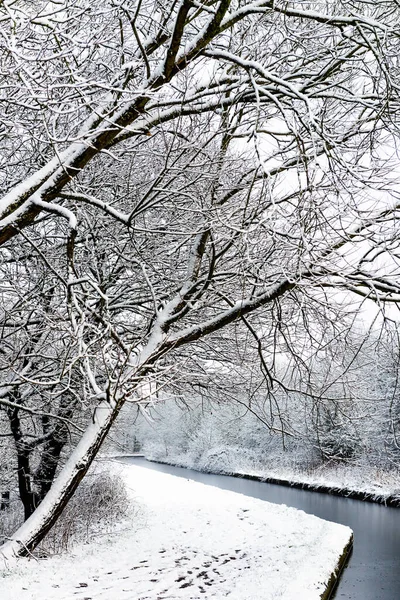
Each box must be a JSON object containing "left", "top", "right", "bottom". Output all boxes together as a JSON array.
[{"left": 119, "top": 457, "right": 400, "bottom": 600}]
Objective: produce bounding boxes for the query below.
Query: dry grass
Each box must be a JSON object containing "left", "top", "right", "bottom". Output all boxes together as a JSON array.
[{"left": 39, "top": 469, "right": 131, "bottom": 554}]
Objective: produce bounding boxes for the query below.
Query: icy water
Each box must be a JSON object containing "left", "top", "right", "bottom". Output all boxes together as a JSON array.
[{"left": 120, "top": 456, "right": 400, "bottom": 600}]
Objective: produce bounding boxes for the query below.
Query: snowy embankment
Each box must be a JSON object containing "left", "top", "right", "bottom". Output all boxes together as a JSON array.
[
  {"left": 0, "top": 462, "right": 352, "bottom": 600},
  {"left": 143, "top": 448, "right": 400, "bottom": 506}
]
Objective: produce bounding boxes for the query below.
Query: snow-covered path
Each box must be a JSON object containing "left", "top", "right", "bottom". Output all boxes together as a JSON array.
[{"left": 0, "top": 462, "right": 352, "bottom": 599}]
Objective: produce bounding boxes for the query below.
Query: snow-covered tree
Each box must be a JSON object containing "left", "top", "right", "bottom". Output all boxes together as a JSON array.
[{"left": 1, "top": 0, "right": 400, "bottom": 559}]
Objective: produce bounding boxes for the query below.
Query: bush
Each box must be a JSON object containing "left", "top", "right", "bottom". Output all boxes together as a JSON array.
[
  {"left": 0, "top": 500, "right": 23, "bottom": 547},
  {"left": 39, "top": 469, "right": 131, "bottom": 554}
]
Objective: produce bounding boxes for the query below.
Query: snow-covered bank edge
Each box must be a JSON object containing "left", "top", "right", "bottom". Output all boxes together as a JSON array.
[
  {"left": 118, "top": 461, "right": 354, "bottom": 600},
  {"left": 0, "top": 461, "right": 353, "bottom": 600},
  {"left": 320, "top": 535, "right": 353, "bottom": 600},
  {"left": 114, "top": 457, "right": 354, "bottom": 599},
  {"left": 145, "top": 457, "right": 400, "bottom": 507}
]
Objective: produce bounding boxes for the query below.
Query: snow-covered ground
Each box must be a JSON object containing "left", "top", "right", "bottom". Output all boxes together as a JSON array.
[{"left": 0, "top": 462, "right": 351, "bottom": 600}]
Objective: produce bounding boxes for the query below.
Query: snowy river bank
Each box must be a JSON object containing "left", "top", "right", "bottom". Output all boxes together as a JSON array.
[
  {"left": 125, "top": 457, "right": 400, "bottom": 600},
  {"left": 0, "top": 460, "right": 352, "bottom": 600}
]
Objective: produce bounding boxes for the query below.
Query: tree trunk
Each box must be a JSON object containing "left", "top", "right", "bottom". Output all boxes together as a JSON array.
[
  {"left": 0, "top": 312, "right": 167, "bottom": 563},
  {"left": 7, "top": 400, "right": 39, "bottom": 520},
  {"left": 0, "top": 399, "right": 122, "bottom": 564}
]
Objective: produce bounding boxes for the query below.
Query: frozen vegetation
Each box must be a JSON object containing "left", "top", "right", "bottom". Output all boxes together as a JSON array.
[
  {"left": 0, "top": 461, "right": 352, "bottom": 600},
  {"left": 125, "top": 388, "right": 400, "bottom": 503}
]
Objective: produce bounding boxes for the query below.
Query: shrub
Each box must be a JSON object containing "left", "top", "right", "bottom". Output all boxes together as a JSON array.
[
  {"left": 0, "top": 499, "right": 23, "bottom": 547},
  {"left": 39, "top": 469, "right": 131, "bottom": 554}
]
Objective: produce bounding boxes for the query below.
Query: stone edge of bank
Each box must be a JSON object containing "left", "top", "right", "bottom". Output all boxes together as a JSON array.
[{"left": 319, "top": 534, "right": 353, "bottom": 600}]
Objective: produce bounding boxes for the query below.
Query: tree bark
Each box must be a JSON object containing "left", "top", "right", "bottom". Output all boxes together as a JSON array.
[
  {"left": 0, "top": 399, "right": 122, "bottom": 563},
  {"left": 7, "top": 398, "right": 39, "bottom": 521}
]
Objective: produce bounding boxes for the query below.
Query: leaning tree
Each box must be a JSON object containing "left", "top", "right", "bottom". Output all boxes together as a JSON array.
[{"left": 1, "top": 0, "right": 400, "bottom": 560}]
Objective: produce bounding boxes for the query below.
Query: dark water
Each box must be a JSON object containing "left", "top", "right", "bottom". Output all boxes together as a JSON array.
[{"left": 119, "top": 456, "right": 400, "bottom": 599}]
